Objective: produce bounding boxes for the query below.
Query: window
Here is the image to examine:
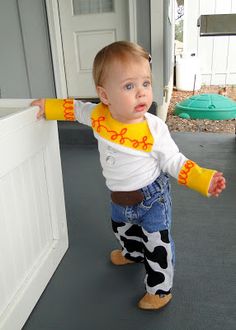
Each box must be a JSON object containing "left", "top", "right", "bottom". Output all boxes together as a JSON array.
[{"left": 73, "top": 0, "right": 114, "bottom": 15}]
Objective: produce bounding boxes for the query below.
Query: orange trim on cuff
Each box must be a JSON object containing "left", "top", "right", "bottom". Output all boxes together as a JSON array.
[
  {"left": 45, "top": 99, "right": 75, "bottom": 121},
  {"left": 178, "top": 160, "right": 216, "bottom": 196}
]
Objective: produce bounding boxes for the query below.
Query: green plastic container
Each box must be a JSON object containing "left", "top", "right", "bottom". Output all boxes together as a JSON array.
[{"left": 174, "top": 93, "right": 236, "bottom": 120}]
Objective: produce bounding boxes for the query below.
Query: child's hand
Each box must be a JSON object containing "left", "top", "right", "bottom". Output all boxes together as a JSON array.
[
  {"left": 31, "top": 99, "right": 46, "bottom": 119},
  {"left": 208, "top": 172, "right": 226, "bottom": 197}
]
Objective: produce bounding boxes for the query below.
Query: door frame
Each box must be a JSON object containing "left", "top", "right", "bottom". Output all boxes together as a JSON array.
[{"left": 45, "top": 0, "right": 138, "bottom": 98}]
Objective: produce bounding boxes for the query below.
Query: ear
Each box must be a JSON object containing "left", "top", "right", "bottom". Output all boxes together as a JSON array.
[{"left": 96, "top": 86, "right": 109, "bottom": 105}]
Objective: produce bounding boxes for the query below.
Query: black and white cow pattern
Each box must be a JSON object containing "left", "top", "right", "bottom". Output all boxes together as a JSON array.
[{"left": 111, "top": 220, "right": 173, "bottom": 295}]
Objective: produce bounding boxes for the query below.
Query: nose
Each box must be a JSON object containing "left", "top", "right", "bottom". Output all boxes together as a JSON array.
[{"left": 136, "top": 86, "right": 145, "bottom": 98}]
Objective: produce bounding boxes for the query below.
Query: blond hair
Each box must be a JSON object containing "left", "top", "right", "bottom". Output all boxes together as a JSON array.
[{"left": 92, "top": 41, "right": 150, "bottom": 87}]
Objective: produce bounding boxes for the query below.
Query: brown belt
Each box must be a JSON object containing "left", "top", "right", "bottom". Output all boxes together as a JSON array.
[{"left": 111, "top": 190, "right": 144, "bottom": 206}]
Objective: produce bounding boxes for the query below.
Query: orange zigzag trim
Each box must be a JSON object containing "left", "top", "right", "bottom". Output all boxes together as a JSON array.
[
  {"left": 63, "top": 99, "right": 75, "bottom": 121},
  {"left": 92, "top": 116, "right": 153, "bottom": 151},
  {"left": 178, "top": 160, "right": 195, "bottom": 185}
]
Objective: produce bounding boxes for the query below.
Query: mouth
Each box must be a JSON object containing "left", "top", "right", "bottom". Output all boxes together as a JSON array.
[{"left": 134, "top": 103, "right": 146, "bottom": 113}]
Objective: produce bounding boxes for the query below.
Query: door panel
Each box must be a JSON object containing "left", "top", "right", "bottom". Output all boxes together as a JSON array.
[{"left": 58, "top": 0, "right": 129, "bottom": 98}]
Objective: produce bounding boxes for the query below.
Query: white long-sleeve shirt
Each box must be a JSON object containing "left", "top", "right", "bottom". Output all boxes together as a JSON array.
[
  {"left": 45, "top": 99, "right": 216, "bottom": 196},
  {"left": 73, "top": 100, "right": 187, "bottom": 191}
]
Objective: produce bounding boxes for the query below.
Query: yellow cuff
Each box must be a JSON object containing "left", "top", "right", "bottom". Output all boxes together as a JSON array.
[
  {"left": 178, "top": 160, "right": 216, "bottom": 196},
  {"left": 45, "top": 99, "right": 75, "bottom": 121}
]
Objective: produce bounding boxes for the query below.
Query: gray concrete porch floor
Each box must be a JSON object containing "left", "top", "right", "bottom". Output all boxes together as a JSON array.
[{"left": 23, "top": 132, "right": 236, "bottom": 330}]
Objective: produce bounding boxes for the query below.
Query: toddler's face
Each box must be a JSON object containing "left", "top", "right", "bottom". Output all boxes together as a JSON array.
[{"left": 97, "top": 57, "right": 153, "bottom": 124}]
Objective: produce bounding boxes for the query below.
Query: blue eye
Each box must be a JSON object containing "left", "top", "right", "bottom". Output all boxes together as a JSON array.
[
  {"left": 124, "top": 83, "right": 134, "bottom": 90},
  {"left": 143, "top": 81, "right": 151, "bottom": 87}
]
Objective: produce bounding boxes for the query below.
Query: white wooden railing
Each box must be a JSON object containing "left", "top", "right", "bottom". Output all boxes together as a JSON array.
[{"left": 0, "top": 100, "right": 68, "bottom": 330}]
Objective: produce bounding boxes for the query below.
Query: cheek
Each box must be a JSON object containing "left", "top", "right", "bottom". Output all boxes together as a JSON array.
[
  {"left": 121, "top": 92, "right": 134, "bottom": 104},
  {"left": 110, "top": 92, "right": 128, "bottom": 107}
]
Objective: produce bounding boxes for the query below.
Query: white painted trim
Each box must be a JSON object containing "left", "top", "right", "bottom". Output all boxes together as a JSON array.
[
  {"left": 45, "top": 0, "right": 137, "bottom": 98},
  {"left": 129, "top": 0, "right": 137, "bottom": 42},
  {"left": 45, "top": 0, "right": 67, "bottom": 98},
  {"left": 150, "top": 0, "right": 176, "bottom": 122},
  {"left": 150, "top": 0, "right": 164, "bottom": 103}
]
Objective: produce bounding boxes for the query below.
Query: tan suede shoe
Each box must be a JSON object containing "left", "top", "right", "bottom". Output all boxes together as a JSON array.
[
  {"left": 110, "top": 249, "right": 135, "bottom": 265},
  {"left": 138, "top": 293, "right": 172, "bottom": 310}
]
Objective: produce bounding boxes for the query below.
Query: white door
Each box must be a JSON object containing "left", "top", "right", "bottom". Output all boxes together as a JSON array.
[{"left": 58, "top": 0, "right": 129, "bottom": 98}]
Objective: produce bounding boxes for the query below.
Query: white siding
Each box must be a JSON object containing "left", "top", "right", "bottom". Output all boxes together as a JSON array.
[{"left": 184, "top": 0, "right": 236, "bottom": 85}]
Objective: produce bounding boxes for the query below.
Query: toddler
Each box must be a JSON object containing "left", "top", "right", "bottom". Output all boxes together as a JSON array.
[{"left": 32, "top": 41, "right": 225, "bottom": 310}]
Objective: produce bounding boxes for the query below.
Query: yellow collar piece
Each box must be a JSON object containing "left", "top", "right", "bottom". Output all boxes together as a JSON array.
[{"left": 91, "top": 103, "right": 154, "bottom": 152}]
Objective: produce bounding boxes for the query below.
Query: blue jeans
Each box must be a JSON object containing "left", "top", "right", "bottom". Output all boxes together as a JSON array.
[
  {"left": 111, "top": 172, "right": 172, "bottom": 233},
  {"left": 110, "top": 173, "right": 175, "bottom": 294}
]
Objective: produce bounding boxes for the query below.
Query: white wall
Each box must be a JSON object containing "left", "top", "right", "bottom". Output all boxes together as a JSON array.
[{"left": 184, "top": 0, "right": 236, "bottom": 85}]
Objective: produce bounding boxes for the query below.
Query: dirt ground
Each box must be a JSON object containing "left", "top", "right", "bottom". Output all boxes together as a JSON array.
[{"left": 166, "top": 86, "right": 236, "bottom": 133}]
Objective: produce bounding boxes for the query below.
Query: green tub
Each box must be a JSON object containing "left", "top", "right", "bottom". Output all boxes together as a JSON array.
[{"left": 174, "top": 93, "right": 236, "bottom": 120}]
